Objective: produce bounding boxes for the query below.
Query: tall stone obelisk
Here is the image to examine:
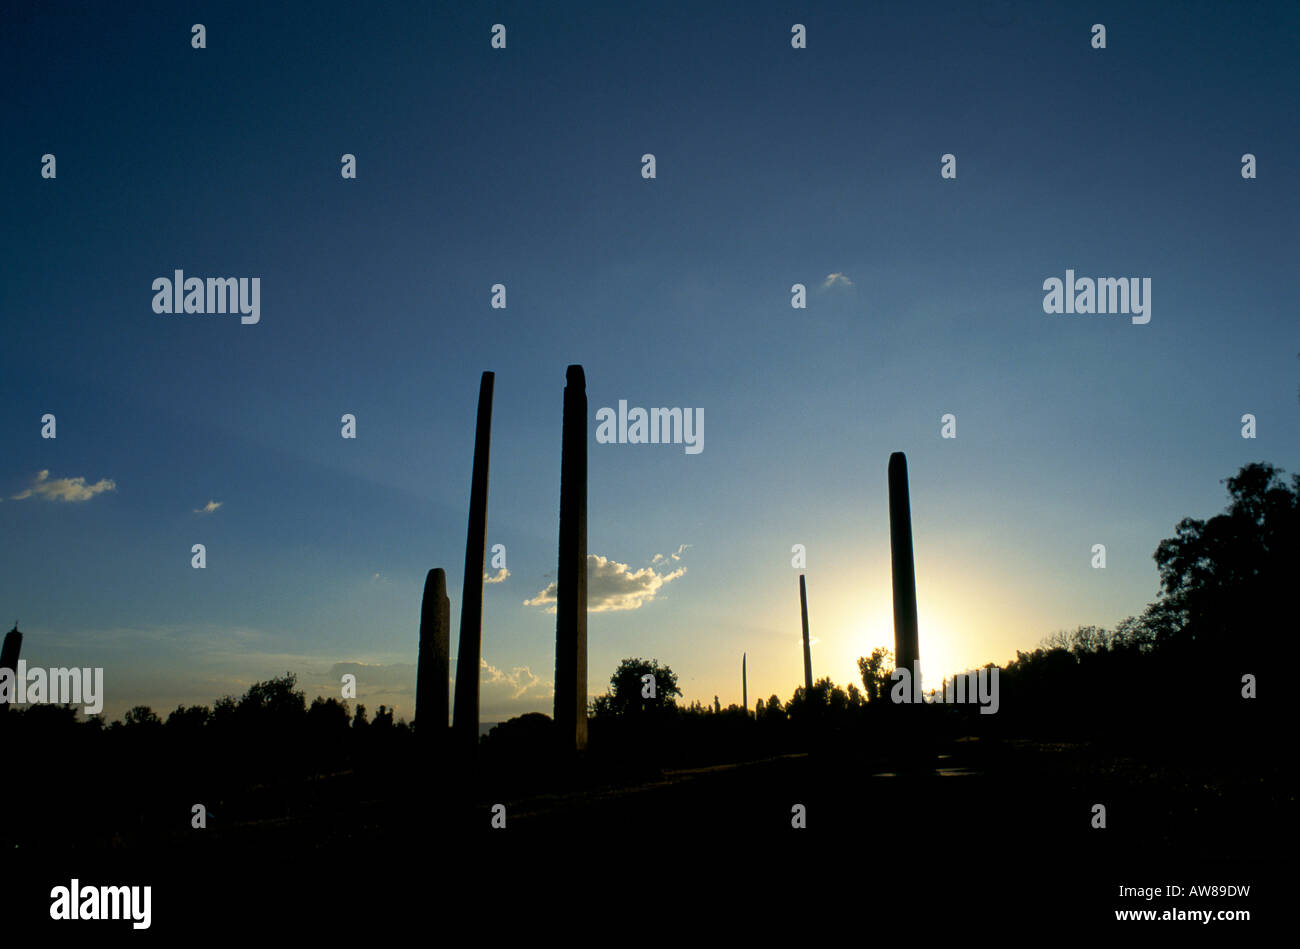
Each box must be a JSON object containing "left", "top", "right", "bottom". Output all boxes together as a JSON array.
[
  {"left": 799, "top": 575, "right": 813, "bottom": 692},
  {"left": 452, "top": 372, "right": 494, "bottom": 751},
  {"left": 742, "top": 653, "right": 748, "bottom": 717},
  {"left": 0, "top": 625, "right": 21, "bottom": 716},
  {"left": 888, "top": 452, "right": 921, "bottom": 687},
  {"left": 554, "top": 365, "right": 588, "bottom": 751},
  {"left": 416, "top": 568, "right": 451, "bottom": 746}
]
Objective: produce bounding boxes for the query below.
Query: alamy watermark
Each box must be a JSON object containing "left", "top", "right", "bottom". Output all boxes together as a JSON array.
[
  {"left": 1042, "top": 269, "right": 1150, "bottom": 324},
  {"left": 595, "top": 400, "right": 703, "bottom": 454},
  {"left": 50, "top": 879, "right": 150, "bottom": 929},
  {"left": 890, "top": 662, "right": 999, "bottom": 714},
  {"left": 152, "top": 270, "right": 260, "bottom": 324},
  {"left": 0, "top": 662, "right": 104, "bottom": 714}
]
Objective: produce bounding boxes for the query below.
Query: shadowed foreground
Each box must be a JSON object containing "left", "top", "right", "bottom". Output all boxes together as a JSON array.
[{"left": 4, "top": 732, "right": 1285, "bottom": 933}]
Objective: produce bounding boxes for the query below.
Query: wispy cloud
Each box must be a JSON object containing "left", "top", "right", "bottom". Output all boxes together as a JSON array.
[
  {"left": 651, "top": 544, "right": 691, "bottom": 565},
  {"left": 524, "top": 548, "right": 688, "bottom": 614},
  {"left": 447, "top": 656, "right": 550, "bottom": 721},
  {"left": 192, "top": 500, "right": 222, "bottom": 515},
  {"left": 483, "top": 568, "right": 510, "bottom": 584},
  {"left": 9, "top": 469, "right": 116, "bottom": 503},
  {"left": 821, "top": 272, "right": 854, "bottom": 289},
  {"left": 328, "top": 661, "right": 414, "bottom": 693},
  {"left": 478, "top": 656, "right": 547, "bottom": 702}
]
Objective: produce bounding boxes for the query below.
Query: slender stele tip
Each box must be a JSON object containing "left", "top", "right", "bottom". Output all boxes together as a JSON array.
[
  {"left": 566, "top": 364, "right": 585, "bottom": 387},
  {"left": 481, "top": 370, "right": 495, "bottom": 381},
  {"left": 889, "top": 451, "right": 907, "bottom": 465},
  {"left": 424, "top": 567, "right": 447, "bottom": 596}
]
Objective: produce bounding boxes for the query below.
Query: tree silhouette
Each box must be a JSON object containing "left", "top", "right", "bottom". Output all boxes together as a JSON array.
[
  {"left": 307, "top": 696, "right": 351, "bottom": 732},
  {"left": 786, "top": 677, "right": 842, "bottom": 729},
  {"left": 237, "top": 672, "right": 307, "bottom": 727},
  {"left": 857, "top": 647, "right": 894, "bottom": 703},
  {"left": 1151, "top": 462, "right": 1298, "bottom": 674},
  {"left": 759, "top": 694, "right": 786, "bottom": 722},
  {"left": 123, "top": 705, "right": 161, "bottom": 728},
  {"left": 165, "top": 704, "right": 212, "bottom": 735},
  {"left": 211, "top": 694, "right": 237, "bottom": 731},
  {"left": 594, "top": 657, "right": 681, "bottom": 718}
]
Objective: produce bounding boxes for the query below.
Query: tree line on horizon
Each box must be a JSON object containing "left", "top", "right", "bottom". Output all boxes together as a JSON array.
[
  {"left": 6, "top": 461, "right": 1294, "bottom": 741},
  {"left": 0, "top": 461, "right": 1292, "bottom": 849}
]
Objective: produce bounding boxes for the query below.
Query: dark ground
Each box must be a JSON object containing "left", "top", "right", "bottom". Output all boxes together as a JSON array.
[{"left": 4, "top": 734, "right": 1284, "bottom": 936}]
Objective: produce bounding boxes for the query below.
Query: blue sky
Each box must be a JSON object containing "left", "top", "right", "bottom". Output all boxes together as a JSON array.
[{"left": 2, "top": 0, "right": 1297, "bottom": 722}]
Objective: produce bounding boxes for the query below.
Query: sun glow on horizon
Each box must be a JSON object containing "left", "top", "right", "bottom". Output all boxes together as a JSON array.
[{"left": 821, "top": 594, "right": 1015, "bottom": 699}]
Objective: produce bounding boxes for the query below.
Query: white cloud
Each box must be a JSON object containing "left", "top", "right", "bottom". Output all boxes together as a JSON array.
[
  {"left": 10, "top": 469, "right": 116, "bottom": 502},
  {"left": 483, "top": 568, "right": 510, "bottom": 584},
  {"left": 193, "top": 500, "right": 222, "bottom": 515},
  {"left": 475, "top": 657, "right": 552, "bottom": 720},
  {"left": 821, "top": 272, "right": 854, "bottom": 289},
  {"left": 651, "top": 544, "right": 691, "bottom": 565},
  {"left": 480, "top": 657, "right": 546, "bottom": 700},
  {"left": 524, "top": 548, "right": 688, "bottom": 614}
]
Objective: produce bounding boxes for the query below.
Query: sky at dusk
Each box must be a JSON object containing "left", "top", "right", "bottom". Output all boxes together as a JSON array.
[{"left": 3, "top": 0, "right": 1297, "bottom": 723}]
